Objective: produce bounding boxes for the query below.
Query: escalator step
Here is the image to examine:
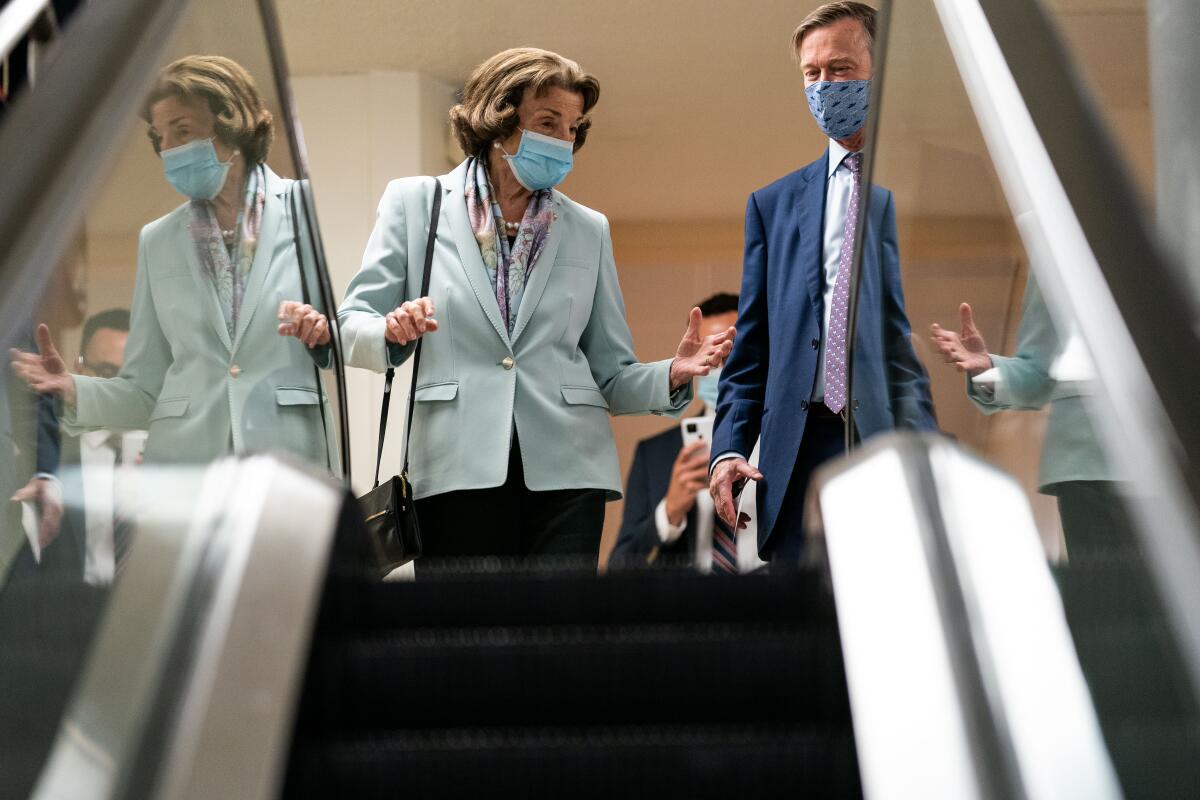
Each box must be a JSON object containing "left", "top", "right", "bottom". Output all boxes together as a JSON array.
[
  {"left": 290, "top": 724, "right": 861, "bottom": 799},
  {"left": 1105, "top": 718, "right": 1200, "bottom": 800},
  {"left": 1069, "top": 620, "right": 1198, "bottom": 724},
  {"left": 1054, "top": 563, "right": 1160, "bottom": 625},
  {"left": 319, "top": 624, "right": 848, "bottom": 730},
  {"left": 357, "top": 571, "right": 834, "bottom": 631}
]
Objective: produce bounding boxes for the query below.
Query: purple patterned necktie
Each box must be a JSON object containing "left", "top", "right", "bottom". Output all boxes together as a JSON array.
[{"left": 824, "top": 152, "right": 862, "bottom": 415}]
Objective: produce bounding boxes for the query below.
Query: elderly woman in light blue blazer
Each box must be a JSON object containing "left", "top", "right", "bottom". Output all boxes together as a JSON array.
[
  {"left": 11, "top": 56, "right": 331, "bottom": 467},
  {"left": 326, "top": 48, "right": 735, "bottom": 565}
]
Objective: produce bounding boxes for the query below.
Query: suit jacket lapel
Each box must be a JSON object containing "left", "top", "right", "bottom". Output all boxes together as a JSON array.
[
  {"left": 510, "top": 193, "right": 563, "bottom": 343},
  {"left": 795, "top": 154, "right": 828, "bottom": 319},
  {"left": 232, "top": 167, "right": 285, "bottom": 356},
  {"left": 179, "top": 211, "right": 234, "bottom": 352},
  {"left": 441, "top": 165, "right": 511, "bottom": 349}
]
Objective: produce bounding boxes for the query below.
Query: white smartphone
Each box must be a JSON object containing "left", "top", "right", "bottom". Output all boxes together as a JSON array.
[{"left": 680, "top": 415, "right": 714, "bottom": 448}]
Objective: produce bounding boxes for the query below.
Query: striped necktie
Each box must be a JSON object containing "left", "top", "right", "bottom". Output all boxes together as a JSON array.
[{"left": 711, "top": 514, "right": 739, "bottom": 575}]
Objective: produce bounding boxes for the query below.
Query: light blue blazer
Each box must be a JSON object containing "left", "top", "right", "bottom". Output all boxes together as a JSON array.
[
  {"left": 65, "top": 167, "right": 330, "bottom": 466},
  {"left": 338, "top": 160, "right": 691, "bottom": 501},
  {"left": 967, "top": 275, "right": 1118, "bottom": 491}
]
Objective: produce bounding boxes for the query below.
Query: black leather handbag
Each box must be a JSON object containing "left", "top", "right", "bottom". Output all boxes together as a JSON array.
[{"left": 357, "top": 178, "right": 442, "bottom": 574}]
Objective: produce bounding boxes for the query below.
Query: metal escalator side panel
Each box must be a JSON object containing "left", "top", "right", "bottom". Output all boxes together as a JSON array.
[
  {"left": 809, "top": 433, "right": 1121, "bottom": 800},
  {"left": 31, "top": 457, "right": 343, "bottom": 800}
]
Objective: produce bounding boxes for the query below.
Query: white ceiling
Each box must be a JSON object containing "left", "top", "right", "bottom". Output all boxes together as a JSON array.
[
  {"left": 84, "top": 0, "right": 1150, "bottom": 234},
  {"left": 270, "top": 0, "right": 1150, "bottom": 222}
]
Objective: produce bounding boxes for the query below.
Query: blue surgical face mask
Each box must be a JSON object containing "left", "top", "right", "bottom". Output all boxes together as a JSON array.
[
  {"left": 804, "top": 79, "right": 871, "bottom": 140},
  {"left": 496, "top": 129, "right": 574, "bottom": 191},
  {"left": 697, "top": 369, "right": 722, "bottom": 410},
  {"left": 161, "top": 137, "right": 234, "bottom": 200}
]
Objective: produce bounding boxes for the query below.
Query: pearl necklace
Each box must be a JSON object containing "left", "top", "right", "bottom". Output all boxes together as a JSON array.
[{"left": 501, "top": 219, "right": 520, "bottom": 232}]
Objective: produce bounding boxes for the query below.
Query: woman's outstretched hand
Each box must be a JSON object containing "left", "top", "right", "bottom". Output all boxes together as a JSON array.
[
  {"left": 669, "top": 307, "right": 736, "bottom": 391},
  {"left": 930, "top": 302, "right": 992, "bottom": 377},
  {"left": 384, "top": 298, "right": 439, "bottom": 345},
  {"left": 277, "top": 301, "right": 332, "bottom": 347},
  {"left": 9, "top": 324, "right": 76, "bottom": 407}
]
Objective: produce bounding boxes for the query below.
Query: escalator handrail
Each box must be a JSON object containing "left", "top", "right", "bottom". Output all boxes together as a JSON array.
[
  {"left": 0, "top": 0, "right": 190, "bottom": 350},
  {"left": 810, "top": 433, "right": 1122, "bottom": 800},
  {"left": 0, "top": 0, "right": 55, "bottom": 61},
  {"left": 31, "top": 457, "right": 344, "bottom": 800}
]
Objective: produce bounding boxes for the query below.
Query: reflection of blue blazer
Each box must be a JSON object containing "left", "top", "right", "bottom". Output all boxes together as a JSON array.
[{"left": 711, "top": 154, "right": 937, "bottom": 550}]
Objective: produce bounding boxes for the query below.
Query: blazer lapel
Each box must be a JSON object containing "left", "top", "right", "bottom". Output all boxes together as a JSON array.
[
  {"left": 510, "top": 194, "right": 563, "bottom": 343},
  {"left": 795, "top": 154, "right": 828, "bottom": 320},
  {"left": 231, "top": 167, "right": 285, "bottom": 356},
  {"left": 441, "top": 165, "right": 512, "bottom": 349},
  {"left": 179, "top": 211, "right": 234, "bottom": 352}
]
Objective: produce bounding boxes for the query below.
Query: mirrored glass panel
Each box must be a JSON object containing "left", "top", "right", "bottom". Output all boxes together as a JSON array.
[{"left": 0, "top": 0, "right": 345, "bottom": 793}]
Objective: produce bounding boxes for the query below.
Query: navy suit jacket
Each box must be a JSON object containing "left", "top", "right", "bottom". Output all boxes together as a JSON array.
[
  {"left": 610, "top": 425, "right": 696, "bottom": 568},
  {"left": 711, "top": 153, "right": 937, "bottom": 550}
]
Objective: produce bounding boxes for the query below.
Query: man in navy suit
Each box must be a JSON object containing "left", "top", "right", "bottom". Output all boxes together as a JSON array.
[
  {"left": 611, "top": 294, "right": 743, "bottom": 571},
  {"left": 709, "top": 1, "right": 936, "bottom": 567}
]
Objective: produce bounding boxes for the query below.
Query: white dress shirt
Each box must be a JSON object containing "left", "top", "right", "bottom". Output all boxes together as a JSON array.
[
  {"left": 78, "top": 429, "right": 145, "bottom": 585},
  {"left": 79, "top": 430, "right": 119, "bottom": 585}
]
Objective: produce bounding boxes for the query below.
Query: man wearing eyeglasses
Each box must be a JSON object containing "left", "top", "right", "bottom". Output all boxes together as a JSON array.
[{"left": 62, "top": 309, "right": 140, "bottom": 585}]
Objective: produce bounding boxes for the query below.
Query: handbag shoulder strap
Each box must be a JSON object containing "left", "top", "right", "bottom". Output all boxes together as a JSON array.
[
  {"left": 285, "top": 179, "right": 333, "bottom": 474},
  {"left": 374, "top": 177, "right": 443, "bottom": 488}
]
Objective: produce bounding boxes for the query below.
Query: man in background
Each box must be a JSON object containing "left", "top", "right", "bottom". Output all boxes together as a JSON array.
[
  {"left": 59, "top": 308, "right": 135, "bottom": 585},
  {"left": 709, "top": 2, "right": 936, "bottom": 567},
  {"left": 611, "top": 294, "right": 761, "bottom": 573}
]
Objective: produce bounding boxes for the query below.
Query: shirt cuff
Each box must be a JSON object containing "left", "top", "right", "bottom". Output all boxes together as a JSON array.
[
  {"left": 709, "top": 451, "right": 745, "bottom": 476},
  {"left": 655, "top": 498, "right": 687, "bottom": 544}
]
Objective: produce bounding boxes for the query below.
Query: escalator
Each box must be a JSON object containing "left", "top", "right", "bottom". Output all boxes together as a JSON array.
[
  {"left": 2, "top": 0, "right": 1200, "bottom": 798},
  {"left": 284, "top": 568, "right": 860, "bottom": 797}
]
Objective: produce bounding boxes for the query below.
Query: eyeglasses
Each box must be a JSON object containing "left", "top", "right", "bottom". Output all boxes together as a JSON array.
[{"left": 79, "top": 359, "right": 121, "bottom": 379}]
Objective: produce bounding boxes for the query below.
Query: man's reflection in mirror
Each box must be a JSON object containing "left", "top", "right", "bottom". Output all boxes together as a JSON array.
[
  {"left": 1, "top": 332, "right": 61, "bottom": 591},
  {"left": 930, "top": 275, "right": 1134, "bottom": 563},
  {"left": 8, "top": 56, "right": 332, "bottom": 472},
  {"left": 63, "top": 309, "right": 142, "bottom": 585}
]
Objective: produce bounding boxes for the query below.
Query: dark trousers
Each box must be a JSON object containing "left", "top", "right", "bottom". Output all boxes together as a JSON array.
[
  {"left": 761, "top": 406, "right": 848, "bottom": 569},
  {"left": 413, "top": 436, "right": 605, "bottom": 574},
  {"left": 1051, "top": 480, "right": 1139, "bottom": 562}
]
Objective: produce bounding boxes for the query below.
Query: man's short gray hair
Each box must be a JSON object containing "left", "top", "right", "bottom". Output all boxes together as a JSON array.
[{"left": 791, "top": 2, "right": 877, "bottom": 60}]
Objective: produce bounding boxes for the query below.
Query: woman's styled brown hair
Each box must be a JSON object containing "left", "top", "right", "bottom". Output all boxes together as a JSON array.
[
  {"left": 449, "top": 47, "right": 600, "bottom": 157},
  {"left": 142, "top": 55, "right": 274, "bottom": 164}
]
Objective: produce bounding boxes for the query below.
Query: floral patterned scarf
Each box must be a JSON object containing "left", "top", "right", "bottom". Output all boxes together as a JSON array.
[
  {"left": 464, "top": 156, "right": 556, "bottom": 334},
  {"left": 188, "top": 164, "right": 266, "bottom": 339}
]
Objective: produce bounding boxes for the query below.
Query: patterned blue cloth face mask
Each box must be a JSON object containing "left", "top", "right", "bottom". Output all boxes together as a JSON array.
[
  {"left": 161, "top": 137, "right": 233, "bottom": 200},
  {"left": 497, "top": 129, "right": 574, "bottom": 191},
  {"left": 804, "top": 79, "right": 871, "bottom": 140},
  {"left": 697, "top": 369, "right": 722, "bottom": 410}
]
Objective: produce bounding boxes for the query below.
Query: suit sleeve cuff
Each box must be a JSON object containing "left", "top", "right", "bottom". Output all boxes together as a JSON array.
[{"left": 655, "top": 499, "right": 687, "bottom": 544}]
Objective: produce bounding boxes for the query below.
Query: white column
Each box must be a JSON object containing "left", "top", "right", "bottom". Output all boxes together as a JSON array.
[{"left": 292, "top": 71, "right": 457, "bottom": 493}]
